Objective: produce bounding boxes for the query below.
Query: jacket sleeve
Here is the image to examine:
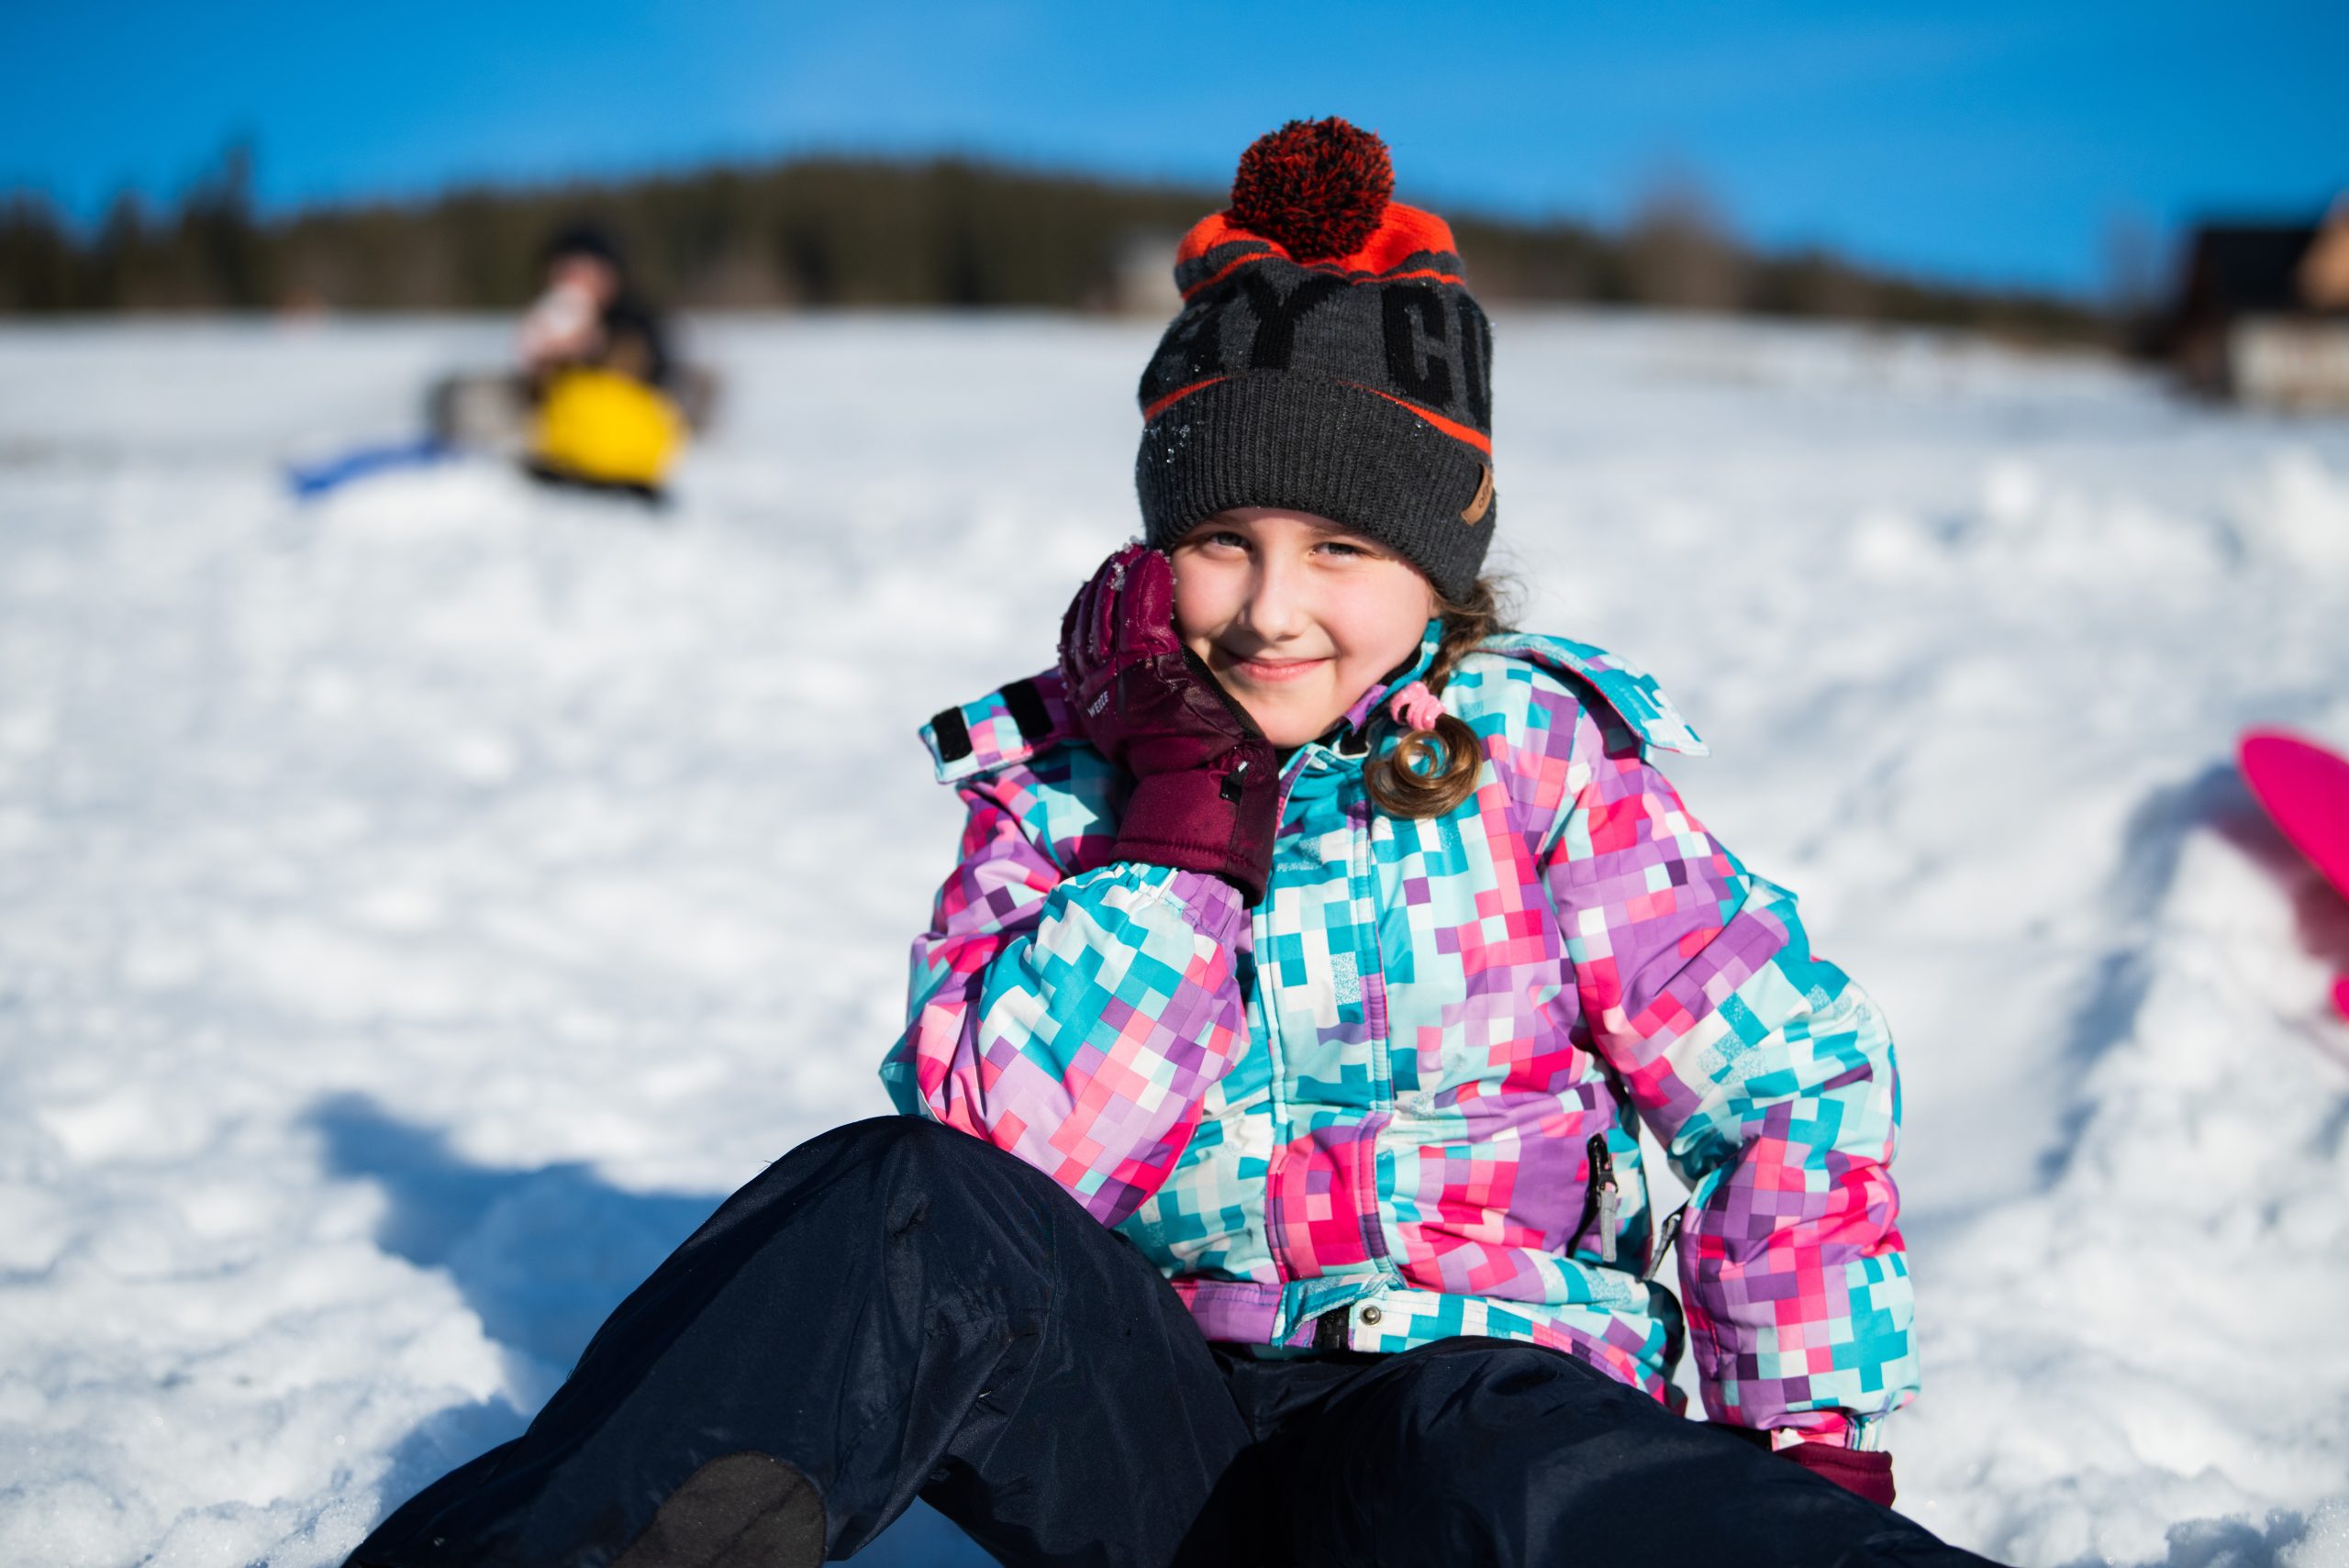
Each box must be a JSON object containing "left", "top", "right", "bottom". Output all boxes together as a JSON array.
[
  {"left": 879, "top": 769, "right": 1253, "bottom": 1227},
  {"left": 1537, "top": 703, "right": 1919, "bottom": 1439}
]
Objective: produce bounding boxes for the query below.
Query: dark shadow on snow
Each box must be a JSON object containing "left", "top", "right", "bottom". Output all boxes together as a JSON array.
[
  {"left": 2038, "top": 762, "right": 2242, "bottom": 1183},
  {"left": 2040, "top": 760, "right": 2349, "bottom": 1184},
  {"left": 308, "top": 1093, "right": 988, "bottom": 1565},
  {"left": 2064, "top": 1504, "right": 2320, "bottom": 1568},
  {"left": 310, "top": 1093, "right": 721, "bottom": 1374}
]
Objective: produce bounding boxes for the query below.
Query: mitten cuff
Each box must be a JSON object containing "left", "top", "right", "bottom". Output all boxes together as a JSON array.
[
  {"left": 1777, "top": 1441, "right": 1896, "bottom": 1510},
  {"left": 1114, "top": 754, "right": 1277, "bottom": 906}
]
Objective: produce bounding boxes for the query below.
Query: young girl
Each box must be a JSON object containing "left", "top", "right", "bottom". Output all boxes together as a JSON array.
[{"left": 348, "top": 122, "right": 1998, "bottom": 1568}]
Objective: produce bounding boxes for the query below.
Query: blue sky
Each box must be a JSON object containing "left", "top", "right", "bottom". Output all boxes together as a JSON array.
[{"left": 5, "top": 1, "right": 2343, "bottom": 295}]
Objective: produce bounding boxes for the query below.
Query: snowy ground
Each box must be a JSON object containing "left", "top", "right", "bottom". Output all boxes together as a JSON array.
[{"left": 2, "top": 311, "right": 2346, "bottom": 1568}]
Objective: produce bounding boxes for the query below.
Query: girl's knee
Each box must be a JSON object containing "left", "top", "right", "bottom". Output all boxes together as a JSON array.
[
  {"left": 796, "top": 1114, "right": 961, "bottom": 1165},
  {"left": 809, "top": 1115, "right": 1020, "bottom": 1186},
  {"left": 788, "top": 1116, "right": 1060, "bottom": 1231}
]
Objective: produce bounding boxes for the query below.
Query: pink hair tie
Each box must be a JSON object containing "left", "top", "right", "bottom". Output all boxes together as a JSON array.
[{"left": 1387, "top": 680, "right": 1444, "bottom": 732}]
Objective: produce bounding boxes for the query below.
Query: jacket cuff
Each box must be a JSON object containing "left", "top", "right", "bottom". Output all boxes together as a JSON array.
[
  {"left": 1767, "top": 1410, "right": 1855, "bottom": 1449},
  {"left": 1149, "top": 866, "right": 1251, "bottom": 948}
]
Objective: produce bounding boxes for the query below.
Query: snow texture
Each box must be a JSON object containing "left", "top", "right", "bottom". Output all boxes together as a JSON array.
[{"left": 1, "top": 313, "right": 2346, "bottom": 1567}]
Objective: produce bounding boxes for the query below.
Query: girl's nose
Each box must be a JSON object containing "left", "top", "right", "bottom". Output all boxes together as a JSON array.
[{"left": 1240, "top": 555, "right": 1311, "bottom": 640}]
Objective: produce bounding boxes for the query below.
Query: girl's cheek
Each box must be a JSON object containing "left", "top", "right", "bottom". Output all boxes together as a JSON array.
[{"left": 1168, "top": 566, "right": 1219, "bottom": 639}]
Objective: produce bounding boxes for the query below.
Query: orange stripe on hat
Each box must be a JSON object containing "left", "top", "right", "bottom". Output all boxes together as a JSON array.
[
  {"left": 1351, "top": 384, "right": 1493, "bottom": 455},
  {"left": 1175, "top": 204, "right": 1465, "bottom": 300},
  {"left": 1141, "top": 375, "right": 1230, "bottom": 422}
]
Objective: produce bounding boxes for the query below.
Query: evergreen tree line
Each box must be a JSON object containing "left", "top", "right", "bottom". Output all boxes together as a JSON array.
[{"left": 0, "top": 145, "right": 2106, "bottom": 339}]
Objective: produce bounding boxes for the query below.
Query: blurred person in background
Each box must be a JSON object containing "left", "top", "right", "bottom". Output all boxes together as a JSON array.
[
  {"left": 518, "top": 222, "right": 685, "bottom": 498},
  {"left": 519, "top": 221, "right": 673, "bottom": 390}
]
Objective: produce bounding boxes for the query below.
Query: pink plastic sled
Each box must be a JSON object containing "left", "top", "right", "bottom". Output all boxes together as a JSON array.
[{"left": 2239, "top": 729, "right": 2349, "bottom": 1020}]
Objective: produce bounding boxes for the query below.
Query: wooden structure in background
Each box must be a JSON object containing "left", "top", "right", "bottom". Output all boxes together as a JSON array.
[{"left": 2172, "top": 199, "right": 2349, "bottom": 408}]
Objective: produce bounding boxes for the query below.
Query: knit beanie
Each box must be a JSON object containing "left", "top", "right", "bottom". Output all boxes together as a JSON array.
[{"left": 1134, "top": 118, "right": 1497, "bottom": 604}]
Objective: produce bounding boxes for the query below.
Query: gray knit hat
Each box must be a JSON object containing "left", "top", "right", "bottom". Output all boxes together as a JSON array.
[{"left": 1134, "top": 119, "right": 1497, "bottom": 603}]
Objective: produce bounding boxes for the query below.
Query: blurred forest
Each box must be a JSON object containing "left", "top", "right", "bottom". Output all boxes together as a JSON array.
[{"left": 0, "top": 143, "right": 2108, "bottom": 339}]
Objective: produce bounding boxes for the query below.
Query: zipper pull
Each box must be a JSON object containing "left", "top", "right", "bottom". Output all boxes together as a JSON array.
[
  {"left": 1585, "top": 1133, "right": 1620, "bottom": 1264},
  {"left": 1642, "top": 1203, "right": 1687, "bottom": 1284}
]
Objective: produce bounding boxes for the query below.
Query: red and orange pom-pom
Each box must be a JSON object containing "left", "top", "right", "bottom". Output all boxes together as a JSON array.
[{"left": 1227, "top": 117, "right": 1394, "bottom": 262}]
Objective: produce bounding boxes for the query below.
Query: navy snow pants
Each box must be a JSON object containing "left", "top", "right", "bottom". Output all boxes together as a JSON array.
[{"left": 347, "top": 1116, "right": 2001, "bottom": 1567}]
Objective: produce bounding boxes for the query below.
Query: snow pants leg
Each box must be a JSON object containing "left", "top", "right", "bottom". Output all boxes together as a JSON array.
[
  {"left": 1231, "top": 1337, "right": 1997, "bottom": 1567},
  {"left": 345, "top": 1115, "right": 1255, "bottom": 1568},
  {"left": 349, "top": 1114, "right": 2004, "bottom": 1567}
]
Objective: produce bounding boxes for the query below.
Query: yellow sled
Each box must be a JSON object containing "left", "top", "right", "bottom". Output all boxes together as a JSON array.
[{"left": 529, "top": 368, "right": 687, "bottom": 493}]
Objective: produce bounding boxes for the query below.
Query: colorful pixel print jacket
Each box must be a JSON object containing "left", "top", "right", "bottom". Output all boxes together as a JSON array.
[{"left": 881, "top": 624, "right": 1918, "bottom": 1439}]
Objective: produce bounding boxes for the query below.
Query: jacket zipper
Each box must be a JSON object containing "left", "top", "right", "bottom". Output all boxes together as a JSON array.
[
  {"left": 1642, "top": 1204, "right": 1687, "bottom": 1284},
  {"left": 1258, "top": 745, "right": 1321, "bottom": 1338},
  {"left": 1575, "top": 1133, "right": 1620, "bottom": 1264}
]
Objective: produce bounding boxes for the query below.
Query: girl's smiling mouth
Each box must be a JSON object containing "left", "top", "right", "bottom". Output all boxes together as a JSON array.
[{"left": 1225, "top": 653, "right": 1330, "bottom": 684}]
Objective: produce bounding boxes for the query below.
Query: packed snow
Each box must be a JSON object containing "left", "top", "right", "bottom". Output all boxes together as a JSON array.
[{"left": 1, "top": 312, "right": 2346, "bottom": 1568}]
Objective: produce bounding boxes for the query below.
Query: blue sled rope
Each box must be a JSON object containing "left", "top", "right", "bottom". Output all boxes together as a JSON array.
[{"left": 286, "top": 437, "right": 451, "bottom": 500}]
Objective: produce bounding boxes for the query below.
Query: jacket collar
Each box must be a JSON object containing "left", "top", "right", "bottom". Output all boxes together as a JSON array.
[{"left": 1308, "top": 617, "right": 1443, "bottom": 762}]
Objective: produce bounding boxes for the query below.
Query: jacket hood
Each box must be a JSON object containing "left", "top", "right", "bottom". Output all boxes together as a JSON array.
[{"left": 1475, "top": 632, "right": 1707, "bottom": 757}]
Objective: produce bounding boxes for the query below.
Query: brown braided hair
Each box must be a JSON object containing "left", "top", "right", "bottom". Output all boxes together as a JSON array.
[{"left": 1364, "top": 574, "right": 1518, "bottom": 819}]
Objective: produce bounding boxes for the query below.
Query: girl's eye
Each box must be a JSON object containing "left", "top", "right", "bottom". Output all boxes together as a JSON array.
[{"left": 1178, "top": 529, "right": 1378, "bottom": 557}]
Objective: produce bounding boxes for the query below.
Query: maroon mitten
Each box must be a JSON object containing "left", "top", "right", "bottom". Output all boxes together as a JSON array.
[
  {"left": 1059, "top": 543, "right": 1280, "bottom": 905},
  {"left": 1778, "top": 1441, "right": 1897, "bottom": 1509}
]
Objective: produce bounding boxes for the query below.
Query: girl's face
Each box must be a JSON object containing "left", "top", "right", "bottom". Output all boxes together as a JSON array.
[{"left": 1168, "top": 507, "right": 1439, "bottom": 749}]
